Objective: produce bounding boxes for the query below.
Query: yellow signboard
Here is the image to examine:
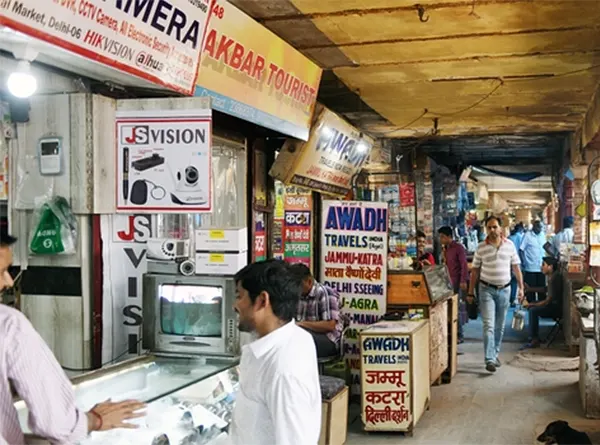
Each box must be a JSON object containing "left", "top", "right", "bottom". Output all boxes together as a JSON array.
[
  {"left": 270, "top": 104, "right": 374, "bottom": 196},
  {"left": 195, "top": 1, "right": 322, "bottom": 141}
]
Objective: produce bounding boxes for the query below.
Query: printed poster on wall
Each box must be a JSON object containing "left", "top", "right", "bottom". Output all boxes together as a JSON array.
[
  {"left": 100, "top": 214, "right": 152, "bottom": 364},
  {"left": 361, "top": 332, "right": 411, "bottom": 430},
  {"left": 116, "top": 109, "right": 212, "bottom": 213},
  {"left": 253, "top": 211, "right": 266, "bottom": 262},
  {"left": 321, "top": 200, "right": 388, "bottom": 394},
  {"left": 0, "top": 0, "right": 212, "bottom": 95},
  {"left": 283, "top": 185, "right": 312, "bottom": 267}
]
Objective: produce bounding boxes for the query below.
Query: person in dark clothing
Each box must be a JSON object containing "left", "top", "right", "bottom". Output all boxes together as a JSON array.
[
  {"left": 522, "top": 256, "right": 564, "bottom": 349},
  {"left": 439, "top": 226, "right": 469, "bottom": 343}
]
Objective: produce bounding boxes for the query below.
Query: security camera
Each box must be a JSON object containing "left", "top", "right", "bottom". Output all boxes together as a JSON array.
[{"left": 176, "top": 166, "right": 199, "bottom": 187}]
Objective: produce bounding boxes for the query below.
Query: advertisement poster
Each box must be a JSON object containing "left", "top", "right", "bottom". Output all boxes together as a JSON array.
[
  {"left": 283, "top": 186, "right": 312, "bottom": 267},
  {"left": 270, "top": 105, "right": 374, "bottom": 196},
  {"left": 0, "top": 0, "right": 211, "bottom": 95},
  {"left": 116, "top": 109, "right": 212, "bottom": 213},
  {"left": 361, "top": 332, "right": 411, "bottom": 430},
  {"left": 253, "top": 211, "right": 266, "bottom": 262},
  {"left": 195, "top": 0, "right": 322, "bottom": 140},
  {"left": 100, "top": 214, "right": 152, "bottom": 363},
  {"left": 320, "top": 200, "right": 388, "bottom": 393},
  {"left": 272, "top": 181, "right": 286, "bottom": 260}
]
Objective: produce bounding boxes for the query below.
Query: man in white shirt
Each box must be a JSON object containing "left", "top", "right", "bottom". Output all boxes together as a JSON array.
[
  {"left": 230, "top": 260, "right": 321, "bottom": 445},
  {"left": 552, "top": 216, "right": 574, "bottom": 258}
]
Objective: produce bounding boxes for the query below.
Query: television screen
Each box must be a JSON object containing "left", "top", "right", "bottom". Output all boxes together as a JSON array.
[{"left": 159, "top": 284, "right": 222, "bottom": 337}]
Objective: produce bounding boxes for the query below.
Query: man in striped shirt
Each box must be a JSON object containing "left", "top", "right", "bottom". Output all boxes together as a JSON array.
[
  {"left": 0, "top": 231, "right": 145, "bottom": 444},
  {"left": 467, "top": 216, "right": 524, "bottom": 373}
]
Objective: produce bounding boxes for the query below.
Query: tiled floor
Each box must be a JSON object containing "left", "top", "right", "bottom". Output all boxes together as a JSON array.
[{"left": 345, "top": 310, "right": 598, "bottom": 444}]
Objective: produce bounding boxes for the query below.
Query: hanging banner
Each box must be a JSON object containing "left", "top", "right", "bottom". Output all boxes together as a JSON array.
[
  {"left": 270, "top": 104, "right": 374, "bottom": 196},
  {"left": 100, "top": 214, "right": 152, "bottom": 363},
  {"left": 195, "top": 0, "right": 322, "bottom": 140},
  {"left": 115, "top": 108, "right": 212, "bottom": 213},
  {"left": 0, "top": 0, "right": 212, "bottom": 95},
  {"left": 320, "top": 200, "right": 388, "bottom": 393}
]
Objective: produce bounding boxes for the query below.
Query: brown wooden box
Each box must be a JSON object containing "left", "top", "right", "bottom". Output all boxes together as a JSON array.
[
  {"left": 319, "top": 386, "right": 349, "bottom": 445},
  {"left": 387, "top": 272, "right": 430, "bottom": 305}
]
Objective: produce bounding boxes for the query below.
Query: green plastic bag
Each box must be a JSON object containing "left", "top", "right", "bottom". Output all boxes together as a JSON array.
[{"left": 29, "top": 196, "right": 77, "bottom": 255}]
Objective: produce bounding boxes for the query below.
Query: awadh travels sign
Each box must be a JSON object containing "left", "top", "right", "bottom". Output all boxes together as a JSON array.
[
  {"left": 195, "top": 0, "right": 322, "bottom": 141},
  {"left": 270, "top": 104, "right": 374, "bottom": 196},
  {"left": 0, "top": 0, "right": 212, "bottom": 95}
]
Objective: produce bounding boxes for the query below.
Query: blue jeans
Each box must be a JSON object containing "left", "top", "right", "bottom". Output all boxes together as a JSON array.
[{"left": 479, "top": 284, "right": 511, "bottom": 363}]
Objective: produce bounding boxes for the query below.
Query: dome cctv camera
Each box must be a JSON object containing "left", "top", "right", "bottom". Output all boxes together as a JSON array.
[{"left": 185, "top": 166, "right": 198, "bottom": 185}]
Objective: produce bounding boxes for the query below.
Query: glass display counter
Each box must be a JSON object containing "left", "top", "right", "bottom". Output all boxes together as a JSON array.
[{"left": 15, "top": 354, "right": 239, "bottom": 445}]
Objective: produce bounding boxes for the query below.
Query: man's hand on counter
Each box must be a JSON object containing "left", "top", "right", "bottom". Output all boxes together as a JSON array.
[{"left": 87, "top": 399, "right": 147, "bottom": 432}]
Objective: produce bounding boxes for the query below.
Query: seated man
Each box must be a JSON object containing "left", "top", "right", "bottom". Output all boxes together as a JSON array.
[
  {"left": 522, "top": 256, "right": 564, "bottom": 348},
  {"left": 291, "top": 264, "right": 342, "bottom": 358}
]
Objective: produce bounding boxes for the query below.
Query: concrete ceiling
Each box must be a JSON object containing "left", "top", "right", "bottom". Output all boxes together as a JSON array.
[{"left": 230, "top": 0, "right": 600, "bottom": 141}]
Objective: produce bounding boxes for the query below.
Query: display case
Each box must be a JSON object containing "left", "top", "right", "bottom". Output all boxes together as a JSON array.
[
  {"left": 387, "top": 266, "right": 453, "bottom": 308},
  {"left": 15, "top": 354, "right": 239, "bottom": 445},
  {"left": 386, "top": 266, "right": 456, "bottom": 386}
]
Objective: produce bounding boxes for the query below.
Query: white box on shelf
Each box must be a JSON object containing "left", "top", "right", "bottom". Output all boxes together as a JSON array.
[
  {"left": 195, "top": 252, "right": 248, "bottom": 276},
  {"left": 195, "top": 228, "right": 248, "bottom": 252}
]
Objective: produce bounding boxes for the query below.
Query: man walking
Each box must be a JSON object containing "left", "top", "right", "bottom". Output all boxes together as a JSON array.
[
  {"left": 438, "top": 226, "right": 469, "bottom": 343},
  {"left": 520, "top": 220, "right": 546, "bottom": 302},
  {"left": 291, "top": 264, "right": 342, "bottom": 358},
  {"left": 230, "top": 260, "right": 321, "bottom": 445},
  {"left": 467, "top": 216, "right": 524, "bottom": 373},
  {"left": 508, "top": 223, "right": 525, "bottom": 307}
]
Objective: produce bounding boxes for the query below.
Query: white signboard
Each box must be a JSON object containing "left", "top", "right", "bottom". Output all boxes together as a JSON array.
[
  {"left": 101, "top": 214, "right": 151, "bottom": 363},
  {"left": 0, "top": 0, "right": 212, "bottom": 95},
  {"left": 361, "top": 334, "right": 411, "bottom": 430},
  {"left": 320, "top": 200, "right": 388, "bottom": 394},
  {"left": 116, "top": 109, "right": 212, "bottom": 213}
]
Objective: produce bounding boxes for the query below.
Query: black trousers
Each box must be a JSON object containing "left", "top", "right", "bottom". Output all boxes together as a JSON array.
[
  {"left": 524, "top": 271, "right": 546, "bottom": 303},
  {"left": 303, "top": 328, "right": 338, "bottom": 358}
]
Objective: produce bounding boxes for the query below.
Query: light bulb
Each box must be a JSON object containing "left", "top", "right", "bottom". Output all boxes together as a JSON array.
[{"left": 7, "top": 61, "right": 37, "bottom": 98}]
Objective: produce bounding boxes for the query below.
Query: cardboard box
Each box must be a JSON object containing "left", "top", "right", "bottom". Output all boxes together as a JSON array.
[
  {"left": 195, "top": 252, "right": 248, "bottom": 276},
  {"left": 195, "top": 228, "right": 248, "bottom": 252}
]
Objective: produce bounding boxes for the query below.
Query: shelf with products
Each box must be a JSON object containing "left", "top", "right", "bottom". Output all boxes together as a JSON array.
[{"left": 15, "top": 355, "right": 239, "bottom": 445}]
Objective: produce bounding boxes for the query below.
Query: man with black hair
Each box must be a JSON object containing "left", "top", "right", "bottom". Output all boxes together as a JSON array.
[
  {"left": 438, "top": 226, "right": 468, "bottom": 343},
  {"left": 522, "top": 256, "right": 564, "bottom": 349},
  {"left": 551, "top": 216, "right": 574, "bottom": 258},
  {"left": 0, "top": 230, "right": 146, "bottom": 444},
  {"left": 290, "top": 263, "right": 342, "bottom": 358},
  {"left": 413, "top": 230, "right": 435, "bottom": 270},
  {"left": 468, "top": 216, "right": 524, "bottom": 373},
  {"left": 230, "top": 259, "right": 321, "bottom": 445}
]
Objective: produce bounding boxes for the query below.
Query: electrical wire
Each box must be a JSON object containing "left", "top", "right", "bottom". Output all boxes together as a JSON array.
[
  {"left": 377, "top": 61, "right": 600, "bottom": 136},
  {"left": 61, "top": 337, "right": 145, "bottom": 373}
]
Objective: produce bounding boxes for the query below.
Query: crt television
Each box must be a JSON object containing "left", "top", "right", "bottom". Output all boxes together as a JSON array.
[{"left": 142, "top": 273, "right": 239, "bottom": 356}]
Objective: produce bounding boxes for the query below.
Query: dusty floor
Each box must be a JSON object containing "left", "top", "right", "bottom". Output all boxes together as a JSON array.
[{"left": 346, "top": 310, "right": 599, "bottom": 444}]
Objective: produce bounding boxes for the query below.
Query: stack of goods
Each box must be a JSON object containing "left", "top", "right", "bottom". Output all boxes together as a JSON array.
[{"left": 381, "top": 184, "right": 416, "bottom": 270}]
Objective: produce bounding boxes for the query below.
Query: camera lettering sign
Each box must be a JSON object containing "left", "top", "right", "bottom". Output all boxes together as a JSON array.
[{"left": 115, "top": 109, "right": 213, "bottom": 213}]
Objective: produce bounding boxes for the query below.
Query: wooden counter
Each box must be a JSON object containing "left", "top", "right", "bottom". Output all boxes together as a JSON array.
[
  {"left": 386, "top": 269, "right": 457, "bottom": 385},
  {"left": 579, "top": 314, "right": 600, "bottom": 419}
]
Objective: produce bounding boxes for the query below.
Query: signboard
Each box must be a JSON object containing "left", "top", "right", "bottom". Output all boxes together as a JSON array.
[
  {"left": 270, "top": 105, "right": 374, "bottom": 196},
  {"left": 115, "top": 108, "right": 212, "bottom": 213},
  {"left": 100, "top": 214, "right": 152, "bottom": 363},
  {"left": 253, "top": 211, "right": 266, "bottom": 262},
  {"left": 283, "top": 185, "right": 312, "bottom": 267},
  {"left": 361, "top": 334, "right": 411, "bottom": 430},
  {"left": 0, "top": 0, "right": 212, "bottom": 95},
  {"left": 195, "top": 0, "right": 322, "bottom": 140},
  {"left": 320, "top": 200, "right": 388, "bottom": 393}
]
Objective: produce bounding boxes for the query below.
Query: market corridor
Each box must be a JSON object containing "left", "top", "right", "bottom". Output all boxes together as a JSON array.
[{"left": 346, "top": 314, "right": 596, "bottom": 444}]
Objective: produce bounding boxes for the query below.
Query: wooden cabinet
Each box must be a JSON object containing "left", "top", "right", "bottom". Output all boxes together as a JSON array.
[
  {"left": 360, "top": 320, "right": 430, "bottom": 434},
  {"left": 386, "top": 267, "right": 457, "bottom": 385}
]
